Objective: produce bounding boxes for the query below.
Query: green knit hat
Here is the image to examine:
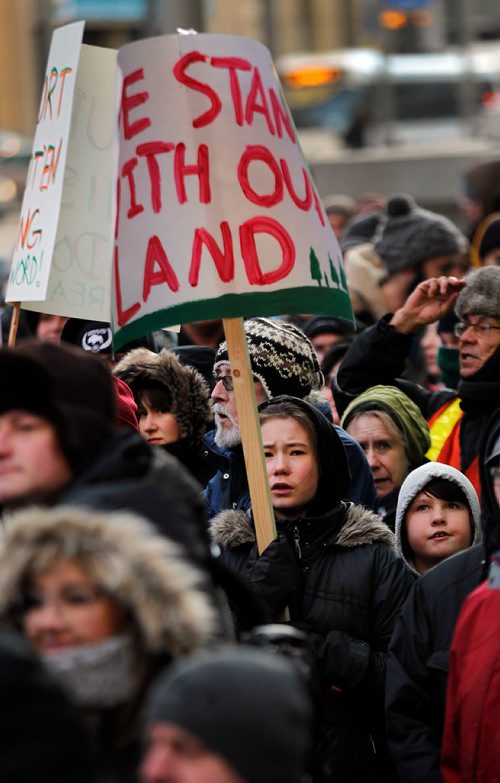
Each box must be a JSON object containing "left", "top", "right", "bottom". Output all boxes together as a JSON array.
[{"left": 341, "top": 385, "right": 431, "bottom": 467}]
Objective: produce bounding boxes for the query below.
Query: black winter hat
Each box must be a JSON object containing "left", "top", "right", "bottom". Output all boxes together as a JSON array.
[
  {"left": 374, "top": 195, "right": 467, "bottom": 275},
  {"left": 480, "top": 215, "right": 500, "bottom": 258},
  {"left": 0, "top": 341, "right": 115, "bottom": 476},
  {"left": 61, "top": 318, "right": 157, "bottom": 355},
  {"left": 339, "top": 211, "right": 381, "bottom": 252},
  {"left": 303, "top": 315, "right": 355, "bottom": 340},
  {"left": 145, "top": 646, "right": 313, "bottom": 783}
]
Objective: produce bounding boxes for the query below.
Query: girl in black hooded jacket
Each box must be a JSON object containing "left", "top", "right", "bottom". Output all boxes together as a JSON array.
[{"left": 210, "top": 396, "right": 413, "bottom": 783}]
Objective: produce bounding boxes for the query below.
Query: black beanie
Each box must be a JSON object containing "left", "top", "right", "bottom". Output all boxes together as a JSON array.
[
  {"left": 0, "top": 341, "right": 115, "bottom": 476},
  {"left": 374, "top": 194, "right": 467, "bottom": 275},
  {"left": 145, "top": 646, "right": 313, "bottom": 783}
]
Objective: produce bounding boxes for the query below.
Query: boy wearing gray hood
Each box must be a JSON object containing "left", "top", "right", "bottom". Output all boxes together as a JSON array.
[{"left": 395, "top": 462, "right": 481, "bottom": 577}]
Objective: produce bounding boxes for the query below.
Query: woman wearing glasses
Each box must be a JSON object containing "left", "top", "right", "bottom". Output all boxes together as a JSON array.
[
  {"left": 0, "top": 505, "right": 217, "bottom": 783},
  {"left": 335, "top": 267, "right": 500, "bottom": 499}
]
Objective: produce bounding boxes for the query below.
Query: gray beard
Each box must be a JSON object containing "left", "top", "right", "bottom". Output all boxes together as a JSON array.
[{"left": 214, "top": 422, "right": 241, "bottom": 449}]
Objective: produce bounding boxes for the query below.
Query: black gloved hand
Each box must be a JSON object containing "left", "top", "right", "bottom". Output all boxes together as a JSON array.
[{"left": 245, "top": 533, "right": 302, "bottom": 616}]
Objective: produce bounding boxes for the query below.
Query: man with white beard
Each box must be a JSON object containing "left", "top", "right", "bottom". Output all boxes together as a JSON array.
[{"left": 203, "top": 317, "right": 378, "bottom": 518}]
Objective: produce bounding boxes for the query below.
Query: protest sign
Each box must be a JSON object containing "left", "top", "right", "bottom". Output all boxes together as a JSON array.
[
  {"left": 6, "top": 21, "right": 85, "bottom": 304},
  {"left": 7, "top": 33, "right": 117, "bottom": 323},
  {"left": 112, "top": 33, "right": 353, "bottom": 350},
  {"left": 21, "top": 44, "right": 118, "bottom": 322}
]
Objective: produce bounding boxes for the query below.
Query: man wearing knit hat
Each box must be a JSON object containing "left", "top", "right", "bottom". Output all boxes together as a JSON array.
[
  {"left": 336, "top": 267, "right": 500, "bottom": 499},
  {"left": 140, "top": 646, "right": 313, "bottom": 783},
  {"left": 204, "top": 317, "right": 378, "bottom": 517}
]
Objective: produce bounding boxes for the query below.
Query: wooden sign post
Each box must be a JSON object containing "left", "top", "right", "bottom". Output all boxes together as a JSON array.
[{"left": 223, "top": 317, "right": 276, "bottom": 553}]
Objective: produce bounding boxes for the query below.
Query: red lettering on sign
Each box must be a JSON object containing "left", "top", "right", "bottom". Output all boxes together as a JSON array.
[
  {"left": 245, "top": 67, "right": 275, "bottom": 134},
  {"left": 121, "top": 157, "right": 144, "bottom": 219},
  {"left": 39, "top": 140, "right": 63, "bottom": 191},
  {"left": 173, "top": 52, "right": 221, "bottom": 128},
  {"left": 114, "top": 177, "right": 121, "bottom": 240},
  {"left": 114, "top": 245, "right": 141, "bottom": 326},
  {"left": 56, "top": 67, "right": 73, "bottom": 118},
  {"left": 189, "top": 221, "right": 235, "bottom": 287},
  {"left": 121, "top": 68, "right": 151, "bottom": 140},
  {"left": 238, "top": 145, "right": 283, "bottom": 207},
  {"left": 143, "top": 235, "right": 180, "bottom": 301},
  {"left": 174, "top": 143, "right": 211, "bottom": 204},
  {"left": 240, "top": 216, "right": 295, "bottom": 284},
  {"left": 211, "top": 56, "right": 252, "bottom": 126},
  {"left": 269, "top": 88, "right": 295, "bottom": 143},
  {"left": 312, "top": 188, "right": 326, "bottom": 227},
  {"left": 16, "top": 209, "right": 42, "bottom": 251},
  {"left": 137, "top": 141, "right": 175, "bottom": 213},
  {"left": 280, "top": 158, "right": 312, "bottom": 210}
]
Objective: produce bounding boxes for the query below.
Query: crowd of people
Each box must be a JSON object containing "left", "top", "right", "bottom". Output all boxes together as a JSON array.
[{"left": 1, "top": 158, "right": 500, "bottom": 783}]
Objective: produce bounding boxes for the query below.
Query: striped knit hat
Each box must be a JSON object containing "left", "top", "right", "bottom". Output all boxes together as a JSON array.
[{"left": 213, "top": 318, "right": 324, "bottom": 400}]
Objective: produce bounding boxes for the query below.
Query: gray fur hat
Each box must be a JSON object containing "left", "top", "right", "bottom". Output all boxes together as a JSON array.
[
  {"left": 113, "top": 348, "right": 212, "bottom": 441},
  {"left": 374, "top": 194, "right": 467, "bottom": 275},
  {"left": 455, "top": 266, "right": 500, "bottom": 320},
  {"left": 395, "top": 462, "right": 481, "bottom": 575},
  {"left": 0, "top": 505, "right": 216, "bottom": 656}
]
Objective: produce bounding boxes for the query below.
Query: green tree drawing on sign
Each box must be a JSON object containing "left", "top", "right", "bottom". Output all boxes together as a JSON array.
[
  {"left": 339, "top": 261, "right": 348, "bottom": 292},
  {"left": 329, "top": 254, "right": 340, "bottom": 287},
  {"left": 310, "top": 247, "right": 323, "bottom": 287}
]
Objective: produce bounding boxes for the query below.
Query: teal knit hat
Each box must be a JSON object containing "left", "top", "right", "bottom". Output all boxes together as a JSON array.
[{"left": 341, "top": 385, "right": 431, "bottom": 467}]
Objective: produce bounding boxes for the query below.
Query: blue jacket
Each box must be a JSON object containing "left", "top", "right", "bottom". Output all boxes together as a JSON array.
[{"left": 203, "top": 426, "right": 378, "bottom": 519}]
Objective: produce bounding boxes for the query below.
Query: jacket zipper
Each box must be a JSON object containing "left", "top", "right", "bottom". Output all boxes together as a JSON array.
[{"left": 293, "top": 526, "right": 302, "bottom": 559}]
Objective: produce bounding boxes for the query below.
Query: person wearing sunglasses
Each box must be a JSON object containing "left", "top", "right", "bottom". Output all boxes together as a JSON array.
[
  {"left": 336, "top": 266, "right": 500, "bottom": 500},
  {"left": 204, "top": 317, "right": 379, "bottom": 521}
]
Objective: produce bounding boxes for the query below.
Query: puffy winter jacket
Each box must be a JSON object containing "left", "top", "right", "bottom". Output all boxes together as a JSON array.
[
  {"left": 386, "top": 409, "right": 500, "bottom": 783},
  {"left": 211, "top": 502, "right": 413, "bottom": 783}
]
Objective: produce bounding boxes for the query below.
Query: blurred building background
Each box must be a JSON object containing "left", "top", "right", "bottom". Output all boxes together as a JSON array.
[
  {"left": 4, "top": 0, "right": 500, "bottom": 135},
  {"left": 1, "top": 0, "right": 500, "bottom": 274}
]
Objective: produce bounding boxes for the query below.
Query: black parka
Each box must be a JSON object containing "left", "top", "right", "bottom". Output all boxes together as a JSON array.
[
  {"left": 335, "top": 314, "right": 500, "bottom": 474},
  {"left": 210, "top": 397, "right": 413, "bottom": 783},
  {"left": 386, "top": 408, "right": 500, "bottom": 783}
]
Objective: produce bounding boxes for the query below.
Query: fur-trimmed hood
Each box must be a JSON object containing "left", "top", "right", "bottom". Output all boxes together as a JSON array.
[
  {"left": 0, "top": 505, "right": 217, "bottom": 658},
  {"left": 209, "top": 503, "right": 395, "bottom": 552},
  {"left": 113, "top": 348, "right": 212, "bottom": 441}
]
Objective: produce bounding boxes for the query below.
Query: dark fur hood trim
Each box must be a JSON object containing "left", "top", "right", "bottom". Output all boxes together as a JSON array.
[
  {"left": 113, "top": 348, "right": 212, "bottom": 441},
  {"left": 210, "top": 504, "right": 395, "bottom": 551}
]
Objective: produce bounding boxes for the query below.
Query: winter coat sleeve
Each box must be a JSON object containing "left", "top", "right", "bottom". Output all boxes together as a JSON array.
[
  {"left": 334, "top": 316, "right": 452, "bottom": 419},
  {"left": 306, "top": 549, "right": 413, "bottom": 696},
  {"left": 386, "top": 578, "right": 444, "bottom": 783},
  {"left": 221, "top": 534, "right": 302, "bottom": 620}
]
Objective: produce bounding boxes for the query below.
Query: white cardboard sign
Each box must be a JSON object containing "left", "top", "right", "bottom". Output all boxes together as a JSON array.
[
  {"left": 21, "top": 44, "right": 118, "bottom": 321},
  {"left": 112, "top": 33, "right": 352, "bottom": 349},
  {"left": 6, "top": 22, "right": 85, "bottom": 303}
]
